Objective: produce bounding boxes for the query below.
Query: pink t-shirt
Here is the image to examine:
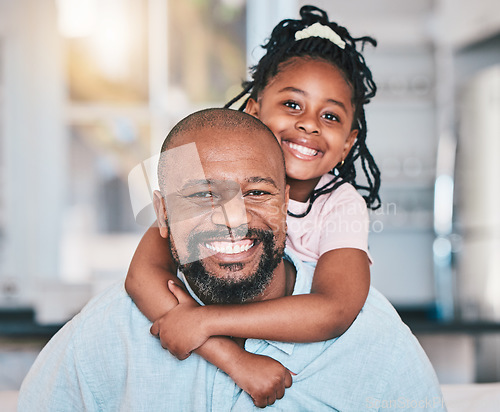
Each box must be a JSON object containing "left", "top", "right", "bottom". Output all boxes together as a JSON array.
[{"left": 286, "top": 174, "right": 370, "bottom": 263}]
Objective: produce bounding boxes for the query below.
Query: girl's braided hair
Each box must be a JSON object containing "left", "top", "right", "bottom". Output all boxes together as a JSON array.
[{"left": 225, "top": 5, "right": 381, "bottom": 216}]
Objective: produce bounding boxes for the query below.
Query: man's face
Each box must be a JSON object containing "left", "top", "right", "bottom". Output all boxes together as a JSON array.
[{"left": 158, "top": 127, "right": 288, "bottom": 304}]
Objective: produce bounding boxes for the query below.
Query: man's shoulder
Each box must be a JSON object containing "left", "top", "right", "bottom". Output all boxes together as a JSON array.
[
  {"left": 56, "top": 281, "right": 152, "bottom": 376},
  {"left": 342, "top": 287, "right": 431, "bottom": 367},
  {"left": 353, "top": 287, "right": 411, "bottom": 338},
  {"left": 66, "top": 282, "right": 143, "bottom": 342},
  {"left": 348, "top": 288, "right": 443, "bottom": 401},
  {"left": 78, "top": 282, "right": 131, "bottom": 318}
]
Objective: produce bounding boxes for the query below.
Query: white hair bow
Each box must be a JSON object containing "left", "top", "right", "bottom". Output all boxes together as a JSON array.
[{"left": 294, "top": 22, "right": 346, "bottom": 49}]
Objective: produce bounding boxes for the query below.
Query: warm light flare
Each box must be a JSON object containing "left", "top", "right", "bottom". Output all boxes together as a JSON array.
[{"left": 56, "top": 0, "right": 99, "bottom": 38}]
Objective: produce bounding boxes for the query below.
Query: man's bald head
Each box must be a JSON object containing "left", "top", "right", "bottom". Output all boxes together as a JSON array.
[
  {"left": 158, "top": 108, "right": 286, "bottom": 194},
  {"left": 161, "top": 108, "right": 282, "bottom": 157}
]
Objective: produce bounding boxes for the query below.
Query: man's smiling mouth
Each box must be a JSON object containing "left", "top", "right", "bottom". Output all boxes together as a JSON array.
[{"left": 204, "top": 239, "right": 255, "bottom": 255}]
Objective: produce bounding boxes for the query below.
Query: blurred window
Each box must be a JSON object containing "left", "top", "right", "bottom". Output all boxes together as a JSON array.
[{"left": 58, "top": 0, "right": 246, "bottom": 284}]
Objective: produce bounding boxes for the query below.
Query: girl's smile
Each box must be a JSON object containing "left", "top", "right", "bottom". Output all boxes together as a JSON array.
[
  {"left": 282, "top": 138, "right": 321, "bottom": 159},
  {"left": 246, "top": 57, "right": 358, "bottom": 200}
]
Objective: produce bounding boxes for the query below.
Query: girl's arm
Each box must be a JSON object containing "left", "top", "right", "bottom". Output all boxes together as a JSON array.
[
  {"left": 208, "top": 247, "right": 370, "bottom": 341},
  {"left": 158, "top": 247, "right": 370, "bottom": 353},
  {"left": 125, "top": 226, "right": 292, "bottom": 407},
  {"left": 125, "top": 225, "right": 179, "bottom": 320},
  {"left": 194, "top": 336, "right": 292, "bottom": 408}
]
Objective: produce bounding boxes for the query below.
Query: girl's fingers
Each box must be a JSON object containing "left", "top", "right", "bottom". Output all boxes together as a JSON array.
[
  {"left": 150, "top": 321, "right": 160, "bottom": 337},
  {"left": 167, "top": 280, "right": 190, "bottom": 303}
]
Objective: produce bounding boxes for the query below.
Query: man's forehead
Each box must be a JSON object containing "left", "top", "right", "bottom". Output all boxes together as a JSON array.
[
  {"left": 173, "top": 126, "right": 281, "bottom": 162},
  {"left": 159, "top": 142, "right": 205, "bottom": 184},
  {"left": 179, "top": 176, "right": 279, "bottom": 190},
  {"left": 160, "top": 141, "right": 284, "bottom": 190},
  {"left": 169, "top": 126, "right": 251, "bottom": 152}
]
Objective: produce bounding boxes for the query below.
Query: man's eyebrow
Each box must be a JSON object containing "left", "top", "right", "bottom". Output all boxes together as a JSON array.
[
  {"left": 278, "top": 86, "right": 347, "bottom": 112},
  {"left": 246, "top": 176, "right": 278, "bottom": 188},
  {"left": 180, "top": 177, "right": 278, "bottom": 190},
  {"left": 180, "top": 179, "right": 211, "bottom": 191}
]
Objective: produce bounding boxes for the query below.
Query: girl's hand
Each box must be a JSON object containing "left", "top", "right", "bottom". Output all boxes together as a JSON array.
[
  {"left": 150, "top": 281, "right": 209, "bottom": 359},
  {"left": 229, "top": 351, "right": 294, "bottom": 408}
]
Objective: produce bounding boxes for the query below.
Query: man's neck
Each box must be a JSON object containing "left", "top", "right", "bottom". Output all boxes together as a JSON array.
[{"left": 250, "top": 258, "right": 297, "bottom": 303}]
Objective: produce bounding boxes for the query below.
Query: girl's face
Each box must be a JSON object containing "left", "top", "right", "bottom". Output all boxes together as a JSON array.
[{"left": 246, "top": 57, "right": 358, "bottom": 184}]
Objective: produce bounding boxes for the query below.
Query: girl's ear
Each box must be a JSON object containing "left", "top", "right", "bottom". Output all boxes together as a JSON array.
[
  {"left": 245, "top": 98, "right": 260, "bottom": 118},
  {"left": 343, "top": 129, "right": 358, "bottom": 159},
  {"left": 153, "top": 190, "right": 169, "bottom": 239}
]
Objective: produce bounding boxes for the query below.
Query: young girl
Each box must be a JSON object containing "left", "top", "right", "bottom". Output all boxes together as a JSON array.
[{"left": 126, "top": 5, "right": 380, "bottom": 408}]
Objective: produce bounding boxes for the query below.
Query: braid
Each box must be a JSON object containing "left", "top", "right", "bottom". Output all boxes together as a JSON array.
[
  {"left": 226, "top": 5, "right": 381, "bottom": 215},
  {"left": 224, "top": 81, "right": 253, "bottom": 111}
]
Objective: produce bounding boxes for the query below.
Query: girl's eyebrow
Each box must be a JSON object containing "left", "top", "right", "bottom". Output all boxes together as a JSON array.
[{"left": 278, "top": 86, "right": 347, "bottom": 112}]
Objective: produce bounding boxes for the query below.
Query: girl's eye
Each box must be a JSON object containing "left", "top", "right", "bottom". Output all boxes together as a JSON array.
[
  {"left": 323, "top": 113, "right": 339, "bottom": 122},
  {"left": 284, "top": 101, "right": 301, "bottom": 110}
]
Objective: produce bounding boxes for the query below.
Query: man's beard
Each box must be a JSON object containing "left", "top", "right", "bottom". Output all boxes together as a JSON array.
[{"left": 169, "top": 227, "right": 284, "bottom": 305}]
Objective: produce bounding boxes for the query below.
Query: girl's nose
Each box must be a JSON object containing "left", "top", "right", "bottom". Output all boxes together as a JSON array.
[{"left": 296, "top": 112, "right": 320, "bottom": 134}]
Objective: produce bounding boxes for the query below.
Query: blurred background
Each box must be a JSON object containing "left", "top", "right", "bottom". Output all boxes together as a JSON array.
[{"left": 0, "top": 0, "right": 499, "bottom": 390}]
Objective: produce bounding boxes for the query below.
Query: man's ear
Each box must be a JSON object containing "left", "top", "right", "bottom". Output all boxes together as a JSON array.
[
  {"left": 245, "top": 98, "right": 260, "bottom": 118},
  {"left": 153, "top": 190, "right": 168, "bottom": 239}
]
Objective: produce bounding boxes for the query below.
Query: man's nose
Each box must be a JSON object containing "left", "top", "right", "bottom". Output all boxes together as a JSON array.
[{"left": 211, "top": 194, "right": 249, "bottom": 230}]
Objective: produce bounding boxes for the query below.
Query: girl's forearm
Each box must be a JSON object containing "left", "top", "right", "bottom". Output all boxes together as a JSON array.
[
  {"left": 202, "top": 293, "right": 348, "bottom": 342},
  {"left": 126, "top": 265, "right": 181, "bottom": 321},
  {"left": 125, "top": 226, "right": 180, "bottom": 321},
  {"left": 194, "top": 336, "right": 244, "bottom": 374},
  {"left": 194, "top": 335, "right": 293, "bottom": 406},
  {"left": 202, "top": 248, "right": 370, "bottom": 342}
]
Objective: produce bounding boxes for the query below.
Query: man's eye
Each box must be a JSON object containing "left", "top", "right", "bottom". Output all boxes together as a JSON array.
[
  {"left": 245, "top": 190, "right": 270, "bottom": 197},
  {"left": 284, "top": 101, "right": 300, "bottom": 110},
  {"left": 188, "top": 191, "right": 214, "bottom": 199}
]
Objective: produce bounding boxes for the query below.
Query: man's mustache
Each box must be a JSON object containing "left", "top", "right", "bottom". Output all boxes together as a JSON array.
[{"left": 187, "top": 227, "right": 274, "bottom": 246}]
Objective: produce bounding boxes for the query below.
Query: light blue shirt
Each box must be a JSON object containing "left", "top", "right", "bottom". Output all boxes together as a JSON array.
[{"left": 19, "top": 251, "right": 445, "bottom": 411}]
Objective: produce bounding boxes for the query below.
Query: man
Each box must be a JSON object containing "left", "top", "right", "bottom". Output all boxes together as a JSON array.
[{"left": 19, "top": 109, "right": 444, "bottom": 411}]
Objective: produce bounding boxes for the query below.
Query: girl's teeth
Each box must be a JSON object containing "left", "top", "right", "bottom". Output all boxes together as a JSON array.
[
  {"left": 288, "top": 142, "right": 318, "bottom": 156},
  {"left": 205, "top": 241, "right": 254, "bottom": 255}
]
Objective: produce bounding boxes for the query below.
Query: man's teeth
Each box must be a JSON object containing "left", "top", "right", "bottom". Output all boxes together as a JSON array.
[
  {"left": 205, "top": 241, "right": 254, "bottom": 254},
  {"left": 288, "top": 142, "right": 318, "bottom": 156}
]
